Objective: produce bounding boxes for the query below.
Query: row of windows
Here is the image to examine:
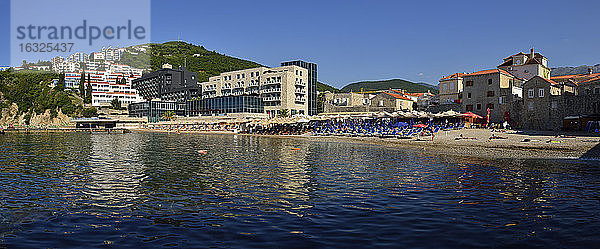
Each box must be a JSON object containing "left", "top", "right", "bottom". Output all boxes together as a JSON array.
[
  {"left": 465, "top": 103, "right": 495, "bottom": 111},
  {"left": 527, "top": 88, "right": 545, "bottom": 98},
  {"left": 464, "top": 79, "right": 494, "bottom": 87}
]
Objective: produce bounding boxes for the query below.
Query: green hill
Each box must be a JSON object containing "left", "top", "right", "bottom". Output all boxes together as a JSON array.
[
  {"left": 120, "top": 41, "right": 264, "bottom": 82},
  {"left": 341, "top": 79, "right": 438, "bottom": 94},
  {"left": 317, "top": 82, "right": 341, "bottom": 93}
]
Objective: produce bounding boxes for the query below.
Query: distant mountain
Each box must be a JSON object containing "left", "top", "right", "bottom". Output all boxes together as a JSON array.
[
  {"left": 551, "top": 64, "right": 600, "bottom": 77},
  {"left": 340, "top": 79, "right": 438, "bottom": 94},
  {"left": 119, "top": 41, "right": 264, "bottom": 82}
]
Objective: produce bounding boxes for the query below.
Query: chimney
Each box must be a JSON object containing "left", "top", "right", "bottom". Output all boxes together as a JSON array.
[
  {"left": 530, "top": 48, "right": 535, "bottom": 58},
  {"left": 589, "top": 67, "right": 593, "bottom": 75}
]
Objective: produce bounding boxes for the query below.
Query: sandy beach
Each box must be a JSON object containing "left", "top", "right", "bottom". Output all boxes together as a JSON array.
[{"left": 129, "top": 128, "right": 600, "bottom": 160}]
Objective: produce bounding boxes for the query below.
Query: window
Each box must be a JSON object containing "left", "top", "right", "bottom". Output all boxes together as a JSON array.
[
  {"left": 528, "top": 102, "right": 534, "bottom": 110},
  {"left": 551, "top": 101, "right": 558, "bottom": 109},
  {"left": 476, "top": 103, "right": 482, "bottom": 110},
  {"left": 466, "top": 81, "right": 473, "bottom": 87},
  {"left": 499, "top": 96, "right": 505, "bottom": 104},
  {"left": 539, "top": 88, "right": 544, "bottom": 98},
  {"left": 488, "top": 79, "right": 493, "bottom": 85},
  {"left": 487, "top": 91, "right": 495, "bottom": 97},
  {"left": 466, "top": 105, "right": 473, "bottom": 111},
  {"left": 486, "top": 103, "right": 494, "bottom": 109},
  {"left": 378, "top": 100, "right": 384, "bottom": 106},
  {"left": 595, "top": 88, "right": 600, "bottom": 94},
  {"left": 467, "top": 92, "right": 472, "bottom": 99},
  {"left": 528, "top": 89, "right": 534, "bottom": 98}
]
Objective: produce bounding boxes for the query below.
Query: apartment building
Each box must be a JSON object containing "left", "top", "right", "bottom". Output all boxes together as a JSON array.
[
  {"left": 200, "top": 65, "right": 309, "bottom": 117},
  {"left": 461, "top": 69, "right": 524, "bottom": 124}
]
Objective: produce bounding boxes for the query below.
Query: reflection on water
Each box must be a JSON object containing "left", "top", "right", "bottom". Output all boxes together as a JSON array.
[{"left": 1, "top": 133, "right": 599, "bottom": 248}]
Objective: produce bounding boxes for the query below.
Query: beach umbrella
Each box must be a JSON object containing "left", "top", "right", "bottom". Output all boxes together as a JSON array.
[
  {"left": 463, "top": 112, "right": 483, "bottom": 119},
  {"left": 413, "top": 124, "right": 428, "bottom": 128}
]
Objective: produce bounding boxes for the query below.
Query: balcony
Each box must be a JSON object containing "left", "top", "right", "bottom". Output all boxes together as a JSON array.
[
  {"left": 295, "top": 97, "right": 306, "bottom": 102},
  {"left": 262, "top": 88, "right": 281, "bottom": 93},
  {"left": 263, "top": 96, "right": 281, "bottom": 101},
  {"left": 263, "top": 81, "right": 281, "bottom": 86},
  {"left": 295, "top": 89, "right": 306, "bottom": 94}
]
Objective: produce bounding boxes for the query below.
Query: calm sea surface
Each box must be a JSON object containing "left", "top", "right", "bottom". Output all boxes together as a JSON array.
[{"left": 0, "top": 132, "right": 599, "bottom": 248}]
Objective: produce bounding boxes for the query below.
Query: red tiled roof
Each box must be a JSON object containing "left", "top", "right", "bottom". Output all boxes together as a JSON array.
[
  {"left": 538, "top": 76, "right": 559, "bottom": 85},
  {"left": 550, "top": 73, "right": 600, "bottom": 80},
  {"left": 383, "top": 92, "right": 413, "bottom": 101},
  {"left": 579, "top": 75, "right": 600, "bottom": 84},
  {"left": 440, "top": 72, "right": 467, "bottom": 80},
  {"left": 464, "top": 69, "right": 510, "bottom": 77}
]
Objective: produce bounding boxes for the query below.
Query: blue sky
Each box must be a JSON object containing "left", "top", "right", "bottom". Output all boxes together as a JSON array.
[{"left": 2, "top": 0, "right": 600, "bottom": 88}]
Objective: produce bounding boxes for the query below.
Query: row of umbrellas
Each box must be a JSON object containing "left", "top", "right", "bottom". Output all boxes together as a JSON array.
[{"left": 317, "top": 110, "right": 467, "bottom": 119}]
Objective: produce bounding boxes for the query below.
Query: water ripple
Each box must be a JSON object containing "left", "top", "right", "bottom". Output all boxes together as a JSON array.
[{"left": 1, "top": 133, "right": 600, "bottom": 248}]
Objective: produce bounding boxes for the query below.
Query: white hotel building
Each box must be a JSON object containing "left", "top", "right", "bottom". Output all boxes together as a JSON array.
[
  {"left": 64, "top": 70, "right": 144, "bottom": 107},
  {"left": 200, "top": 65, "right": 309, "bottom": 117}
]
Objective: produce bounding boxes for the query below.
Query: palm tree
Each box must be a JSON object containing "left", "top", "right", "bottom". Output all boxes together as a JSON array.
[
  {"left": 162, "top": 111, "right": 176, "bottom": 121},
  {"left": 278, "top": 109, "right": 289, "bottom": 118}
]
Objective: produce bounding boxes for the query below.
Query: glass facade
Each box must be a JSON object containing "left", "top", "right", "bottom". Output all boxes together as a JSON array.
[{"left": 186, "top": 95, "right": 264, "bottom": 116}]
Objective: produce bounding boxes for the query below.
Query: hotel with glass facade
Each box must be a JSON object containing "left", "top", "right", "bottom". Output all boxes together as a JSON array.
[{"left": 200, "top": 65, "right": 309, "bottom": 117}]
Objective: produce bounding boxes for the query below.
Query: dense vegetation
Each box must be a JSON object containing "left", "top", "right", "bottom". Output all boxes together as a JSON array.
[
  {"left": 120, "top": 41, "right": 264, "bottom": 82},
  {"left": 0, "top": 70, "right": 92, "bottom": 122},
  {"left": 341, "top": 79, "right": 438, "bottom": 94}
]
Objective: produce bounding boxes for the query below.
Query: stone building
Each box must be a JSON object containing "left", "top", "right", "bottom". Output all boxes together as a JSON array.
[
  {"left": 498, "top": 48, "right": 550, "bottom": 80},
  {"left": 323, "top": 92, "right": 373, "bottom": 113},
  {"left": 438, "top": 73, "right": 466, "bottom": 105},
  {"left": 323, "top": 91, "right": 414, "bottom": 113},
  {"left": 461, "top": 69, "right": 524, "bottom": 125},
  {"left": 371, "top": 92, "right": 414, "bottom": 112},
  {"left": 521, "top": 76, "right": 577, "bottom": 130}
]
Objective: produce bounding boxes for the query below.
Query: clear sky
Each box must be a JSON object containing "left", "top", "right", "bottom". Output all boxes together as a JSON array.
[{"left": 1, "top": 0, "right": 600, "bottom": 88}]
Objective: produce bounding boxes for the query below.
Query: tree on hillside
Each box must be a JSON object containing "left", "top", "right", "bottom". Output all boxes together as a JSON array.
[
  {"left": 78, "top": 71, "right": 85, "bottom": 95},
  {"left": 55, "top": 73, "right": 65, "bottom": 91},
  {"left": 85, "top": 74, "right": 92, "bottom": 104}
]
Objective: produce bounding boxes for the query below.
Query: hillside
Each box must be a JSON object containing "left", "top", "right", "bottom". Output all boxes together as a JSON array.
[
  {"left": 551, "top": 64, "right": 600, "bottom": 76},
  {"left": 317, "top": 82, "right": 341, "bottom": 93},
  {"left": 341, "top": 79, "right": 438, "bottom": 94},
  {"left": 0, "top": 70, "right": 88, "bottom": 126},
  {"left": 120, "top": 41, "right": 264, "bottom": 82}
]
